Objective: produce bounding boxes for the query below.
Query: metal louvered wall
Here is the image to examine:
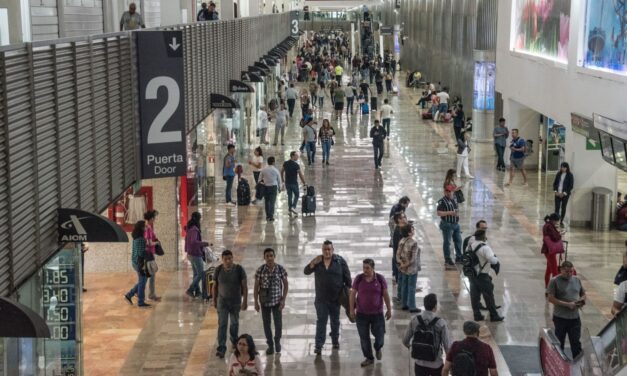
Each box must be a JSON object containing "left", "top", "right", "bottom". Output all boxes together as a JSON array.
[{"left": 0, "top": 12, "right": 292, "bottom": 297}]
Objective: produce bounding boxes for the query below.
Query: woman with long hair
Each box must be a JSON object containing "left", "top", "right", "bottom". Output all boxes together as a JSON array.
[
  {"left": 541, "top": 213, "right": 563, "bottom": 288},
  {"left": 185, "top": 212, "right": 209, "bottom": 299},
  {"left": 553, "top": 162, "right": 574, "bottom": 227},
  {"left": 443, "top": 169, "right": 463, "bottom": 194},
  {"left": 318, "top": 119, "right": 336, "bottom": 166},
  {"left": 144, "top": 210, "right": 161, "bottom": 301},
  {"left": 124, "top": 221, "right": 151, "bottom": 307},
  {"left": 227, "top": 334, "right": 263, "bottom": 376}
]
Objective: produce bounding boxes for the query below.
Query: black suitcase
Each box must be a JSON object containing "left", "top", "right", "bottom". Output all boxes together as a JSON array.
[
  {"left": 371, "top": 96, "right": 378, "bottom": 111},
  {"left": 302, "top": 195, "right": 316, "bottom": 216},
  {"left": 306, "top": 185, "right": 315, "bottom": 196},
  {"left": 237, "top": 178, "right": 251, "bottom": 206},
  {"left": 201, "top": 266, "right": 216, "bottom": 301}
]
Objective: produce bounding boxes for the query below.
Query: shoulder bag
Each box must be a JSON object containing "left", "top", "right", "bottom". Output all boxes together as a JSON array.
[
  {"left": 543, "top": 235, "right": 564, "bottom": 256},
  {"left": 454, "top": 189, "right": 465, "bottom": 204}
]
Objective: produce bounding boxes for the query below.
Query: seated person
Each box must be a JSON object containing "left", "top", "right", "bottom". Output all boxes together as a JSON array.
[{"left": 617, "top": 203, "right": 627, "bottom": 231}]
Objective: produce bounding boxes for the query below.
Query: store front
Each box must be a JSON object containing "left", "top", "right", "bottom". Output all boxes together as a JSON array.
[{"left": 1, "top": 210, "right": 127, "bottom": 375}]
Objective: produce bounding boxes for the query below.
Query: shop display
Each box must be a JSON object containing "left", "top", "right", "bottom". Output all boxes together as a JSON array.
[
  {"left": 512, "top": 0, "right": 571, "bottom": 62},
  {"left": 584, "top": 0, "right": 627, "bottom": 74}
]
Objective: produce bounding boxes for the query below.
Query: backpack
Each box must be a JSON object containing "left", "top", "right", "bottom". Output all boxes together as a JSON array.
[
  {"left": 411, "top": 316, "right": 441, "bottom": 361},
  {"left": 461, "top": 243, "right": 485, "bottom": 278},
  {"left": 452, "top": 346, "right": 477, "bottom": 376}
]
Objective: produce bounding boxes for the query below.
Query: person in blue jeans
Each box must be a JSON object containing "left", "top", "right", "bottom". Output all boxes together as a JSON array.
[
  {"left": 124, "top": 221, "right": 151, "bottom": 308},
  {"left": 369, "top": 120, "right": 387, "bottom": 169},
  {"left": 184, "top": 212, "right": 210, "bottom": 298},
  {"left": 318, "top": 119, "right": 336, "bottom": 165},
  {"left": 436, "top": 186, "right": 463, "bottom": 266},
  {"left": 281, "top": 151, "right": 307, "bottom": 217},
  {"left": 304, "top": 240, "right": 352, "bottom": 355},
  {"left": 302, "top": 121, "right": 317, "bottom": 165},
  {"left": 223, "top": 144, "right": 237, "bottom": 205},
  {"left": 396, "top": 224, "right": 421, "bottom": 313},
  {"left": 348, "top": 258, "right": 392, "bottom": 367},
  {"left": 213, "top": 250, "right": 248, "bottom": 358}
]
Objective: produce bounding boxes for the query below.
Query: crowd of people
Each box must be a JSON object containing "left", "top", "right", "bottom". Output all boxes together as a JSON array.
[{"left": 116, "top": 20, "right": 627, "bottom": 375}]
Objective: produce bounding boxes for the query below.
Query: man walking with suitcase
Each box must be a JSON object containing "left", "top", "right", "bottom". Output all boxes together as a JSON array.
[{"left": 281, "top": 151, "right": 306, "bottom": 217}]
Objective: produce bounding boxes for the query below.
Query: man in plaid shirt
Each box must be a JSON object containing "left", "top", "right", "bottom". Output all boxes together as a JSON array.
[{"left": 254, "top": 248, "right": 289, "bottom": 355}]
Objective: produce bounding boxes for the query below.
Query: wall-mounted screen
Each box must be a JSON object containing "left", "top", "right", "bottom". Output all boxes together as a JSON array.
[
  {"left": 473, "top": 62, "right": 496, "bottom": 111},
  {"left": 599, "top": 132, "right": 615, "bottom": 164},
  {"left": 512, "top": 0, "right": 571, "bottom": 62},
  {"left": 583, "top": 0, "right": 627, "bottom": 75}
]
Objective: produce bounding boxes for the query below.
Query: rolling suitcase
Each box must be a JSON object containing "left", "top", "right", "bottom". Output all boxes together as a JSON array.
[
  {"left": 302, "top": 185, "right": 316, "bottom": 216},
  {"left": 201, "top": 266, "right": 216, "bottom": 301},
  {"left": 361, "top": 103, "right": 370, "bottom": 114},
  {"left": 370, "top": 96, "right": 378, "bottom": 111},
  {"left": 237, "top": 178, "right": 251, "bottom": 206}
]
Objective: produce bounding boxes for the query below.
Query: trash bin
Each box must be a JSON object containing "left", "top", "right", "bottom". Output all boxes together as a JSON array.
[{"left": 591, "top": 187, "right": 613, "bottom": 231}]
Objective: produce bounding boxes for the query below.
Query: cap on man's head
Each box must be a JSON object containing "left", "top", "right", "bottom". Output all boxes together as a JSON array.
[
  {"left": 445, "top": 185, "right": 456, "bottom": 192},
  {"left": 463, "top": 321, "right": 480, "bottom": 335}
]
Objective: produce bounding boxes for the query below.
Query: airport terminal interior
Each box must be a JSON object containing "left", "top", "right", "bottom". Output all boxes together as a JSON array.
[{"left": 1, "top": 1, "right": 627, "bottom": 375}]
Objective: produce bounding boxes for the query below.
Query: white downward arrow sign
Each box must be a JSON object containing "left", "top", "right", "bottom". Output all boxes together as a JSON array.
[
  {"left": 589, "top": 139, "right": 597, "bottom": 147},
  {"left": 169, "top": 37, "right": 180, "bottom": 51}
]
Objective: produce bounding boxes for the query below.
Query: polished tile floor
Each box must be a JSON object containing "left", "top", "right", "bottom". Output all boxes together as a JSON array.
[{"left": 83, "top": 73, "right": 626, "bottom": 376}]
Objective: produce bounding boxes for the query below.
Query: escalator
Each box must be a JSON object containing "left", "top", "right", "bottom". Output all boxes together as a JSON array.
[{"left": 540, "top": 306, "right": 627, "bottom": 375}]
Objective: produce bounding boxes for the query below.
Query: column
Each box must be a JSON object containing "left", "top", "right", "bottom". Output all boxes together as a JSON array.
[{"left": 220, "top": 0, "right": 235, "bottom": 19}]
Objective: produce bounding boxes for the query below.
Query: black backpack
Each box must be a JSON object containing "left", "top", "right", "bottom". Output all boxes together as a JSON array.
[
  {"left": 461, "top": 243, "right": 485, "bottom": 278},
  {"left": 452, "top": 346, "right": 477, "bottom": 376},
  {"left": 411, "top": 316, "right": 441, "bottom": 361}
]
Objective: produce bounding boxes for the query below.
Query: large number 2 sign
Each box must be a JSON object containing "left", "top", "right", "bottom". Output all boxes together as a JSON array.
[{"left": 145, "top": 76, "right": 182, "bottom": 144}]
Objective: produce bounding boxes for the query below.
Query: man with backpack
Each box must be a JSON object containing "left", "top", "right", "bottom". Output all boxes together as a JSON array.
[
  {"left": 442, "top": 321, "right": 498, "bottom": 376},
  {"left": 349, "top": 259, "right": 392, "bottom": 367},
  {"left": 402, "top": 293, "right": 451, "bottom": 376},
  {"left": 464, "top": 230, "right": 504, "bottom": 322}
]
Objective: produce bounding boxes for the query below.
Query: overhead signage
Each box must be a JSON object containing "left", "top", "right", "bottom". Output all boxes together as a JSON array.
[
  {"left": 241, "top": 71, "right": 263, "bottom": 83},
  {"left": 290, "top": 11, "right": 299, "bottom": 37},
  {"left": 0, "top": 297, "right": 50, "bottom": 338},
  {"left": 58, "top": 208, "right": 129, "bottom": 243},
  {"left": 137, "top": 30, "right": 187, "bottom": 179},
  {"left": 229, "top": 79, "right": 255, "bottom": 93},
  {"left": 380, "top": 26, "right": 394, "bottom": 35},
  {"left": 248, "top": 66, "right": 267, "bottom": 76},
  {"left": 210, "top": 94, "right": 239, "bottom": 109},
  {"left": 570, "top": 113, "right": 595, "bottom": 139},
  {"left": 593, "top": 113, "right": 627, "bottom": 140}
]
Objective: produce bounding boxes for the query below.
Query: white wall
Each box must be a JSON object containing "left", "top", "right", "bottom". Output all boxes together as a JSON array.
[{"left": 496, "top": 0, "right": 623, "bottom": 225}]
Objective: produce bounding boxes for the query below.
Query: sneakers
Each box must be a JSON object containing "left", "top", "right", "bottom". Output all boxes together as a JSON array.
[
  {"left": 216, "top": 351, "right": 225, "bottom": 359},
  {"left": 149, "top": 296, "right": 161, "bottom": 302},
  {"left": 375, "top": 349, "right": 382, "bottom": 360},
  {"left": 474, "top": 315, "right": 485, "bottom": 321},
  {"left": 251, "top": 199, "right": 257, "bottom": 205},
  {"left": 275, "top": 343, "right": 282, "bottom": 353},
  {"left": 185, "top": 291, "right": 196, "bottom": 299},
  {"left": 314, "top": 347, "right": 322, "bottom": 355},
  {"left": 332, "top": 343, "right": 340, "bottom": 350},
  {"left": 445, "top": 259, "right": 455, "bottom": 266},
  {"left": 138, "top": 303, "right": 152, "bottom": 308},
  {"left": 124, "top": 294, "right": 133, "bottom": 305},
  {"left": 360, "top": 359, "right": 374, "bottom": 367},
  {"left": 290, "top": 208, "right": 299, "bottom": 217},
  {"left": 467, "top": 175, "right": 474, "bottom": 179},
  {"left": 491, "top": 315, "right": 505, "bottom": 322},
  {"left": 409, "top": 308, "right": 422, "bottom": 313},
  {"left": 266, "top": 347, "right": 275, "bottom": 355}
]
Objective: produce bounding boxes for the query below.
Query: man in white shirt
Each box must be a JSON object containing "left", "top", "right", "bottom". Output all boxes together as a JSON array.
[
  {"left": 344, "top": 83, "right": 355, "bottom": 115},
  {"left": 467, "top": 230, "right": 504, "bottom": 322},
  {"left": 259, "top": 157, "right": 282, "bottom": 222},
  {"left": 120, "top": 2, "right": 145, "bottom": 31},
  {"left": 273, "top": 104, "right": 288, "bottom": 146},
  {"left": 612, "top": 279, "right": 627, "bottom": 315},
  {"left": 257, "top": 106, "right": 269, "bottom": 145},
  {"left": 285, "top": 84, "right": 299, "bottom": 118},
  {"left": 435, "top": 88, "right": 450, "bottom": 122},
  {"left": 380, "top": 99, "right": 394, "bottom": 136}
]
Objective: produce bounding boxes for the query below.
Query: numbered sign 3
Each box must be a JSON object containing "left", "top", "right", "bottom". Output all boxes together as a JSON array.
[
  {"left": 137, "top": 31, "right": 187, "bottom": 179},
  {"left": 290, "top": 11, "right": 300, "bottom": 36}
]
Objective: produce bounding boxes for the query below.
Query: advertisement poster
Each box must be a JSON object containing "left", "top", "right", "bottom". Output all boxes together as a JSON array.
[
  {"left": 473, "top": 62, "right": 496, "bottom": 111},
  {"left": 547, "top": 118, "right": 566, "bottom": 146},
  {"left": 583, "top": 0, "right": 627, "bottom": 75},
  {"left": 513, "top": 0, "right": 571, "bottom": 61}
]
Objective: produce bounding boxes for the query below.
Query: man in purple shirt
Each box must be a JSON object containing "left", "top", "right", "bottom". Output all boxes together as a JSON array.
[{"left": 349, "top": 258, "right": 392, "bottom": 367}]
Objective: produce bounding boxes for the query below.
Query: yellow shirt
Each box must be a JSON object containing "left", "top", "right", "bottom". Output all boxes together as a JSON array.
[{"left": 335, "top": 66, "right": 343, "bottom": 76}]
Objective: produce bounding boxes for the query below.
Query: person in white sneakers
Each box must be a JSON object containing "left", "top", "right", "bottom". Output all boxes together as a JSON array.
[{"left": 456, "top": 132, "right": 474, "bottom": 179}]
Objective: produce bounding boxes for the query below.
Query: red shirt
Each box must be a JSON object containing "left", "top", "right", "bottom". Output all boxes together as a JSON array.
[
  {"left": 446, "top": 337, "right": 496, "bottom": 376},
  {"left": 618, "top": 206, "right": 627, "bottom": 227}
]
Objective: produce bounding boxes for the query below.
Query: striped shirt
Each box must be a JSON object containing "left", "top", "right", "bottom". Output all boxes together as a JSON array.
[{"left": 437, "top": 196, "right": 459, "bottom": 224}]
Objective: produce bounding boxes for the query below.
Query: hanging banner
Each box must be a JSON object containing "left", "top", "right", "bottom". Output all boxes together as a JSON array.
[
  {"left": 137, "top": 31, "right": 187, "bottom": 179},
  {"left": 58, "top": 208, "right": 129, "bottom": 243},
  {"left": 241, "top": 71, "right": 263, "bottom": 82}
]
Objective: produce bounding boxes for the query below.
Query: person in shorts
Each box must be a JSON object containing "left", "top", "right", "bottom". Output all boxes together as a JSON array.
[{"left": 505, "top": 128, "right": 528, "bottom": 187}]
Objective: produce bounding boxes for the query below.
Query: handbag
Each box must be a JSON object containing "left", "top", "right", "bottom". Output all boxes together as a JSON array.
[
  {"left": 155, "top": 243, "right": 164, "bottom": 256},
  {"left": 454, "top": 189, "right": 465, "bottom": 204},
  {"left": 141, "top": 258, "right": 152, "bottom": 278},
  {"left": 147, "top": 260, "right": 159, "bottom": 275},
  {"left": 544, "top": 236, "right": 564, "bottom": 255},
  {"left": 202, "top": 246, "right": 219, "bottom": 264}
]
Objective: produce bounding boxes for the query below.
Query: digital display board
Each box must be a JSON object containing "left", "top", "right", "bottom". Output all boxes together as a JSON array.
[
  {"left": 599, "top": 132, "right": 615, "bottom": 164},
  {"left": 43, "top": 249, "right": 78, "bottom": 374},
  {"left": 473, "top": 62, "right": 496, "bottom": 111}
]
